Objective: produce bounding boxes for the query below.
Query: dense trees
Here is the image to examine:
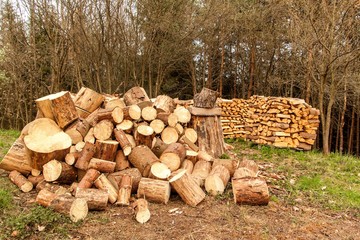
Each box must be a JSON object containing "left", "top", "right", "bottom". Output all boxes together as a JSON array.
[{"left": 0, "top": 0, "right": 359, "bottom": 155}]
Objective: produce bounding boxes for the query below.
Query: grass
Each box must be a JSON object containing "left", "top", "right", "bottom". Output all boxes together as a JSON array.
[
  {"left": 228, "top": 138, "right": 360, "bottom": 215},
  {"left": 0, "top": 129, "right": 20, "bottom": 158}
]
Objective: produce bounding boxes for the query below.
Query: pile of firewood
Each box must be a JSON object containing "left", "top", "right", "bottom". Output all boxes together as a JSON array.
[
  {"left": 218, "top": 96, "right": 320, "bottom": 150},
  {"left": 1, "top": 87, "right": 270, "bottom": 223}
]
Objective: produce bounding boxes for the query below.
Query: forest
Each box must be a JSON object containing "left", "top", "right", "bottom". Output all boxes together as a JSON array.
[{"left": 0, "top": 0, "right": 359, "bottom": 155}]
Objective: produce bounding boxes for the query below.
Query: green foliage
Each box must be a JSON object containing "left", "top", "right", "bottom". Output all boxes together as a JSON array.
[
  {"left": 219, "top": 153, "right": 230, "bottom": 159},
  {"left": 0, "top": 129, "right": 20, "bottom": 158},
  {"left": 2, "top": 206, "right": 72, "bottom": 239},
  {"left": 0, "top": 189, "right": 12, "bottom": 210}
]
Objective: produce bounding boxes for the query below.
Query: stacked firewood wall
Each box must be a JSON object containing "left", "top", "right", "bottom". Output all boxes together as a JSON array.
[{"left": 218, "top": 96, "right": 320, "bottom": 150}]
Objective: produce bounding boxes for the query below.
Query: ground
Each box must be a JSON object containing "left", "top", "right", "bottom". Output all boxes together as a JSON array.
[{"left": 1, "top": 132, "right": 359, "bottom": 240}]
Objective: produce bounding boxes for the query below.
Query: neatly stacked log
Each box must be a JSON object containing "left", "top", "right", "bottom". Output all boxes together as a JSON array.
[{"left": 218, "top": 96, "right": 320, "bottom": 150}]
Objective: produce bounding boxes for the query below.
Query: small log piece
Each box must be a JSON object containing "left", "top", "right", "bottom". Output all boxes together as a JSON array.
[
  {"left": 141, "top": 106, "right": 157, "bottom": 121},
  {"left": 232, "top": 177, "right": 270, "bottom": 206},
  {"left": 28, "top": 174, "right": 45, "bottom": 187},
  {"left": 151, "top": 137, "right": 169, "bottom": 158},
  {"left": 43, "top": 160, "right": 77, "bottom": 184},
  {"left": 93, "top": 120, "right": 113, "bottom": 141},
  {"left": 88, "top": 158, "right": 116, "bottom": 173},
  {"left": 169, "top": 169, "right": 205, "bottom": 207},
  {"left": 123, "top": 87, "right": 150, "bottom": 106},
  {"left": 191, "top": 160, "right": 212, "bottom": 186},
  {"left": 132, "top": 198, "right": 150, "bottom": 224},
  {"left": 107, "top": 168, "right": 142, "bottom": 193},
  {"left": 75, "top": 142, "right": 96, "bottom": 170},
  {"left": 212, "top": 159, "right": 239, "bottom": 177},
  {"left": 239, "top": 159, "right": 259, "bottom": 174},
  {"left": 114, "top": 128, "right": 132, "bottom": 156},
  {"left": 77, "top": 169, "right": 100, "bottom": 189},
  {"left": 114, "top": 150, "right": 130, "bottom": 171},
  {"left": 149, "top": 162, "right": 171, "bottom": 180},
  {"left": 75, "top": 188, "right": 109, "bottom": 211},
  {"left": 123, "top": 105, "right": 141, "bottom": 120},
  {"left": 161, "top": 127, "right": 179, "bottom": 144},
  {"left": 233, "top": 167, "right": 256, "bottom": 179},
  {"left": 94, "top": 174, "right": 118, "bottom": 204},
  {"left": 74, "top": 87, "right": 104, "bottom": 116},
  {"left": 153, "top": 95, "right": 175, "bottom": 113},
  {"left": 181, "top": 159, "right": 194, "bottom": 175},
  {"left": 94, "top": 140, "right": 119, "bottom": 161},
  {"left": 204, "top": 165, "right": 230, "bottom": 196},
  {"left": 116, "top": 175, "right": 133, "bottom": 206},
  {"left": 156, "top": 112, "right": 178, "bottom": 127},
  {"left": 149, "top": 119, "right": 165, "bottom": 134},
  {"left": 159, "top": 143, "right": 186, "bottom": 171},
  {"left": 137, "top": 178, "right": 171, "bottom": 204},
  {"left": 9, "top": 170, "right": 33, "bottom": 192},
  {"left": 173, "top": 106, "right": 191, "bottom": 124},
  {"left": 0, "top": 138, "right": 32, "bottom": 175}
]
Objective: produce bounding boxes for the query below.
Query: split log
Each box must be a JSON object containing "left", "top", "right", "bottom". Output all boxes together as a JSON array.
[
  {"left": 132, "top": 198, "right": 150, "bottom": 224},
  {"left": 116, "top": 175, "right": 133, "bottom": 206},
  {"left": 84, "top": 127, "right": 95, "bottom": 143},
  {"left": 150, "top": 119, "right": 165, "bottom": 134},
  {"left": 36, "top": 189, "right": 88, "bottom": 222},
  {"left": 74, "top": 87, "right": 104, "bottom": 116},
  {"left": 88, "top": 158, "right": 116, "bottom": 173},
  {"left": 193, "top": 88, "right": 219, "bottom": 109},
  {"left": 153, "top": 95, "right": 175, "bottom": 113},
  {"left": 114, "top": 150, "right": 130, "bottom": 171},
  {"left": 141, "top": 106, "right": 157, "bottom": 121},
  {"left": 75, "top": 188, "right": 108, "bottom": 211},
  {"left": 77, "top": 169, "right": 100, "bottom": 189},
  {"left": 93, "top": 120, "right": 113, "bottom": 141},
  {"left": 173, "top": 106, "right": 191, "bottom": 124},
  {"left": 114, "top": 128, "right": 132, "bottom": 156},
  {"left": 9, "top": 170, "right": 33, "bottom": 192},
  {"left": 180, "top": 136, "right": 199, "bottom": 152},
  {"left": 181, "top": 159, "right": 194, "bottom": 175},
  {"left": 107, "top": 168, "right": 142, "bottom": 193},
  {"left": 185, "top": 150, "right": 198, "bottom": 164},
  {"left": 151, "top": 137, "right": 169, "bottom": 158},
  {"left": 161, "top": 127, "right": 179, "bottom": 144},
  {"left": 233, "top": 167, "right": 256, "bottom": 179},
  {"left": 94, "top": 174, "right": 118, "bottom": 204},
  {"left": 43, "top": 160, "right": 77, "bottom": 184},
  {"left": 191, "top": 160, "right": 211, "bottom": 187},
  {"left": 104, "top": 98, "right": 126, "bottom": 110},
  {"left": 94, "top": 140, "right": 119, "bottom": 161},
  {"left": 75, "top": 142, "right": 96, "bottom": 170},
  {"left": 204, "top": 165, "right": 230, "bottom": 196},
  {"left": 169, "top": 169, "right": 205, "bottom": 207},
  {"left": 0, "top": 138, "right": 32, "bottom": 175},
  {"left": 128, "top": 145, "right": 159, "bottom": 177},
  {"left": 24, "top": 118, "right": 72, "bottom": 170},
  {"left": 111, "top": 107, "right": 124, "bottom": 124},
  {"left": 232, "top": 177, "right": 269, "bottom": 206},
  {"left": 149, "top": 162, "right": 171, "bottom": 180},
  {"left": 159, "top": 143, "right": 186, "bottom": 171},
  {"left": 137, "top": 178, "right": 171, "bottom": 204},
  {"left": 212, "top": 159, "right": 239, "bottom": 177},
  {"left": 123, "top": 87, "right": 150, "bottom": 106},
  {"left": 126, "top": 134, "right": 136, "bottom": 148},
  {"left": 36, "top": 91, "right": 78, "bottom": 128},
  {"left": 184, "top": 128, "right": 198, "bottom": 144}
]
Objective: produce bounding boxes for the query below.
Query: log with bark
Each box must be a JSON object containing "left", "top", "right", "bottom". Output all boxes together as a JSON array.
[
  {"left": 123, "top": 87, "right": 150, "bottom": 106},
  {"left": 193, "top": 88, "right": 219, "bottom": 109},
  {"left": 128, "top": 145, "right": 159, "bottom": 177},
  {"left": 116, "top": 175, "right": 133, "bottom": 206},
  {"left": 191, "top": 160, "right": 211, "bottom": 186},
  {"left": 88, "top": 158, "right": 116, "bottom": 173},
  {"left": 75, "top": 141, "right": 96, "bottom": 170},
  {"left": 94, "top": 174, "right": 118, "bottom": 204},
  {"left": 0, "top": 138, "right": 32, "bottom": 175},
  {"left": 77, "top": 169, "right": 100, "bottom": 189},
  {"left": 204, "top": 165, "right": 230, "bottom": 195},
  {"left": 75, "top": 188, "right": 109, "bottom": 211},
  {"left": 232, "top": 177, "right": 269, "bottom": 205},
  {"left": 107, "top": 168, "right": 142, "bottom": 193},
  {"left": 43, "top": 160, "right": 77, "bottom": 184},
  {"left": 9, "top": 170, "right": 33, "bottom": 192},
  {"left": 132, "top": 198, "right": 150, "bottom": 224},
  {"left": 74, "top": 87, "right": 104, "bottom": 117},
  {"left": 159, "top": 143, "right": 186, "bottom": 171},
  {"left": 94, "top": 140, "right": 119, "bottom": 161},
  {"left": 137, "top": 178, "right": 171, "bottom": 204}
]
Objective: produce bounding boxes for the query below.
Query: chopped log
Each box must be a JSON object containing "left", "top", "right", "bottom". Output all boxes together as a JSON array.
[
  {"left": 28, "top": 174, "right": 45, "bottom": 186},
  {"left": 75, "top": 142, "right": 96, "bottom": 170},
  {"left": 156, "top": 112, "right": 178, "bottom": 127},
  {"left": 191, "top": 160, "right": 211, "bottom": 186},
  {"left": 197, "top": 151, "right": 214, "bottom": 162},
  {"left": 204, "top": 165, "right": 230, "bottom": 196},
  {"left": 185, "top": 150, "right": 198, "bottom": 164},
  {"left": 77, "top": 169, "right": 100, "bottom": 189},
  {"left": 149, "top": 162, "right": 171, "bottom": 180},
  {"left": 132, "top": 198, "right": 151, "bottom": 224},
  {"left": 173, "top": 106, "right": 191, "bottom": 124},
  {"left": 193, "top": 88, "right": 219, "bottom": 108},
  {"left": 114, "top": 128, "right": 132, "bottom": 156},
  {"left": 93, "top": 120, "right": 113, "bottom": 141},
  {"left": 239, "top": 159, "right": 259, "bottom": 173},
  {"left": 36, "top": 189, "right": 88, "bottom": 222},
  {"left": 153, "top": 95, "right": 175, "bottom": 113},
  {"left": 161, "top": 127, "right": 179, "bottom": 144},
  {"left": 184, "top": 128, "right": 197, "bottom": 144},
  {"left": 31, "top": 168, "right": 41, "bottom": 177},
  {"left": 128, "top": 145, "right": 159, "bottom": 177},
  {"left": 36, "top": 91, "right": 78, "bottom": 128},
  {"left": 212, "top": 159, "right": 239, "bottom": 177},
  {"left": 137, "top": 178, "right": 171, "bottom": 204},
  {"left": 107, "top": 168, "right": 142, "bottom": 193},
  {"left": 75, "top": 188, "right": 109, "bottom": 211},
  {"left": 75, "top": 141, "right": 86, "bottom": 152},
  {"left": 123, "top": 105, "right": 141, "bottom": 120},
  {"left": 123, "top": 87, "right": 150, "bottom": 106},
  {"left": 174, "top": 123, "right": 184, "bottom": 135},
  {"left": 233, "top": 167, "right": 256, "bottom": 179},
  {"left": 94, "top": 174, "right": 118, "bottom": 204},
  {"left": 134, "top": 125, "right": 154, "bottom": 148},
  {"left": 232, "top": 177, "right": 269, "bottom": 206},
  {"left": 35, "top": 180, "right": 68, "bottom": 194},
  {"left": 116, "top": 119, "right": 134, "bottom": 132},
  {"left": 88, "top": 158, "right": 116, "bottom": 173},
  {"left": 159, "top": 143, "right": 186, "bottom": 171},
  {"left": 9, "top": 170, "right": 33, "bottom": 192},
  {"left": 298, "top": 142, "right": 312, "bottom": 150},
  {"left": 141, "top": 106, "right": 157, "bottom": 121},
  {"left": 114, "top": 150, "right": 130, "bottom": 171},
  {"left": 150, "top": 119, "right": 165, "bottom": 134},
  {"left": 191, "top": 114, "right": 225, "bottom": 158},
  {"left": 84, "top": 127, "right": 95, "bottom": 143},
  {"left": 74, "top": 87, "right": 104, "bottom": 115},
  {"left": 111, "top": 107, "right": 124, "bottom": 124},
  {"left": 169, "top": 169, "right": 205, "bottom": 207},
  {"left": 126, "top": 134, "right": 136, "bottom": 148},
  {"left": 180, "top": 136, "right": 199, "bottom": 152},
  {"left": 96, "top": 108, "right": 114, "bottom": 122},
  {"left": 116, "top": 175, "right": 133, "bottom": 206},
  {"left": 181, "top": 159, "right": 194, "bottom": 175},
  {"left": 0, "top": 138, "right": 32, "bottom": 175},
  {"left": 65, "top": 118, "right": 90, "bottom": 144},
  {"left": 94, "top": 140, "right": 119, "bottom": 161},
  {"left": 43, "top": 160, "right": 77, "bottom": 184},
  {"left": 104, "top": 98, "right": 126, "bottom": 110},
  {"left": 151, "top": 137, "right": 169, "bottom": 158},
  {"left": 137, "top": 101, "right": 153, "bottom": 110},
  {"left": 24, "top": 118, "right": 72, "bottom": 170},
  {"left": 85, "top": 109, "right": 99, "bottom": 126}
]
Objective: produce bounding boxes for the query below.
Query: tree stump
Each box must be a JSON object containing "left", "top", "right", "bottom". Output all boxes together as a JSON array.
[
  {"left": 0, "top": 138, "right": 32, "bottom": 175},
  {"left": 193, "top": 88, "right": 219, "bottom": 108}
]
